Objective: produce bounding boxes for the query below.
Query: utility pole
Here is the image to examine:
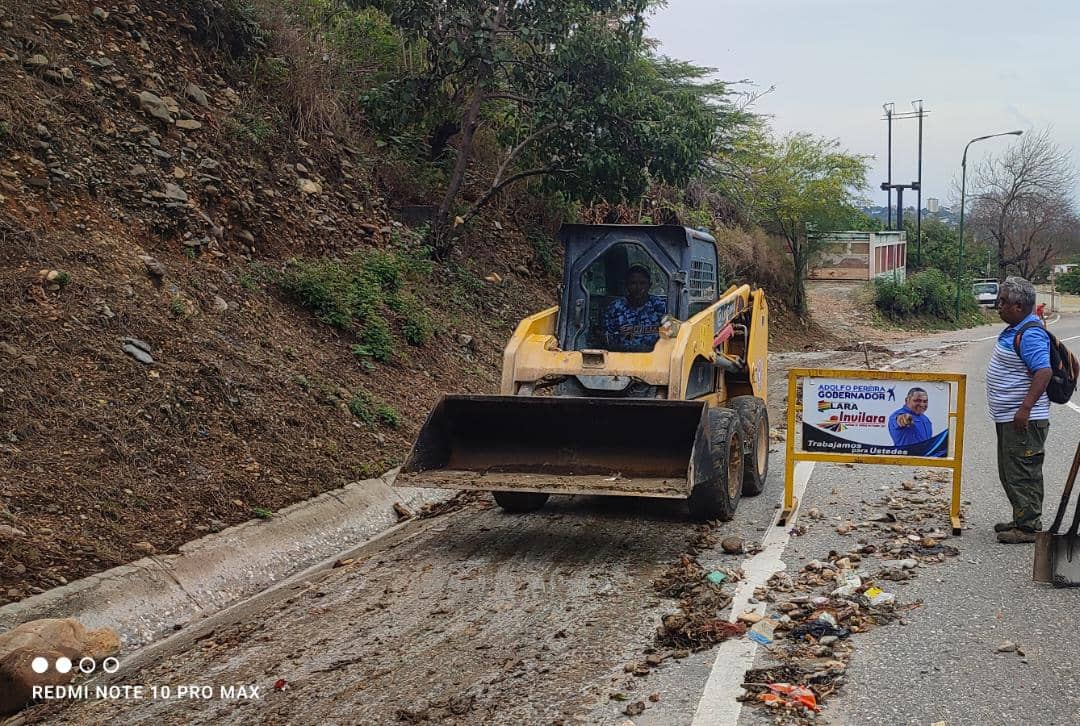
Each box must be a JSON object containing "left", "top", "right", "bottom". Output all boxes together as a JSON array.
[
  {"left": 883, "top": 103, "right": 894, "bottom": 228},
  {"left": 880, "top": 102, "right": 928, "bottom": 242},
  {"left": 913, "top": 100, "right": 924, "bottom": 268}
]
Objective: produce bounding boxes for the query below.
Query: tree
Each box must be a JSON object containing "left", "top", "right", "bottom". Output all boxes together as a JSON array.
[
  {"left": 966, "top": 129, "right": 1079, "bottom": 280},
  {"left": 720, "top": 132, "right": 870, "bottom": 315},
  {"left": 359, "top": 0, "right": 740, "bottom": 256},
  {"left": 1057, "top": 267, "right": 1080, "bottom": 295}
]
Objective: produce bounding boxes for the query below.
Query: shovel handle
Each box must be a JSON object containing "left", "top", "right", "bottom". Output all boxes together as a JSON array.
[{"left": 1055, "top": 439, "right": 1080, "bottom": 537}]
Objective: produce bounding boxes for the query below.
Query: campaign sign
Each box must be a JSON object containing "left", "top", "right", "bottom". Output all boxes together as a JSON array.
[{"left": 801, "top": 378, "right": 950, "bottom": 457}]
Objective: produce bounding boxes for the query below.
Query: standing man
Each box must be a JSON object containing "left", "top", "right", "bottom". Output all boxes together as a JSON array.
[
  {"left": 888, "top": 387, "right": 932, "bottom": 447},
  {"left": 986, "top": 277, "right": 1053, "bottom": 544}
]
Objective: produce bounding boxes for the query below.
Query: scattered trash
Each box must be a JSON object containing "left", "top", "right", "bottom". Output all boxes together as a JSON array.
[
  {"left": 790, "top": 618, "right": 849, "bottom": 642},
  {"left": 748, "top": 618, "right": 778, "bottom": 645},
  {"left": 656, "top": 613, "right": 745, "bottom": 650},
  {"left": 831, "top": 572, "right": 862, "bottom": 597},
  {"left": 737, "top": 611, "right": 763, "bottom": 625},
  {"left": 882, "top": 558, "right": 918, "bottom": 570},
  {"left": 994, "top": 640, "right": 1022, "bottom": 654},
  {"left": 706, "top": 571, "right": 727, "bottom": 585},
  {"left": 761, "top": 683, "right": 819, "bottom": 711},
  {"left": 863, "top": 586, "right": 895, "bottom": 606},
  {"left": 273, "top": 678, "right": 288, "bottom": 691},
  {"left": 623, "top": 700, "right": 645, "bottom": 716}
]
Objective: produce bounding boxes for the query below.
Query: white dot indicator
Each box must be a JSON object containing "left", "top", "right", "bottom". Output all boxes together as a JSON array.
[
  {"left": 55, "top": 657, "right": 72, "bottom": 674},
  {"left": 31, "top": 657, "right": 49, "bottom": 674}
]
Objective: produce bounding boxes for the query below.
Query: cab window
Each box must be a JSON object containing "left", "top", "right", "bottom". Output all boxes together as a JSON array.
[{"left": 574, "top": 243, "right": 669, "bottom": 352}]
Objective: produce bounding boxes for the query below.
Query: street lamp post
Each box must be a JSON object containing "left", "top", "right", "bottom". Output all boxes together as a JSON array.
[{"left": 954, "top": 130, "right": 1024, "bottom": 319}]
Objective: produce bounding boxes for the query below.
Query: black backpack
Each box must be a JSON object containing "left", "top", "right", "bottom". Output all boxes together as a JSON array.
[{"left": 1013, "top": 321, "right": 1080, "bottom": 404}]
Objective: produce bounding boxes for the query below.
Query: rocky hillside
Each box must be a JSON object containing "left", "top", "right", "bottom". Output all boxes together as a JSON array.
[{"left": 0, "top": 0, "right": 554, "bottom": 604}]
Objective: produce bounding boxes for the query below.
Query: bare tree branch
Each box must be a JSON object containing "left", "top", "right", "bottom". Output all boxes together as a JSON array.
[{"left": 966, "top": 128, "right": 1078, "bottom": 279}]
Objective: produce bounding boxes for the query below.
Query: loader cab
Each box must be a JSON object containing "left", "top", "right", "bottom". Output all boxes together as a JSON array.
[{"left": 557, "top": 224, "right": 719, "bottom": 352}]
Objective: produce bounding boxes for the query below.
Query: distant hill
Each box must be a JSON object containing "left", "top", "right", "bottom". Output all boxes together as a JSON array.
[{"left": 861, "top": 206, "right": 959, "bottom": 228}]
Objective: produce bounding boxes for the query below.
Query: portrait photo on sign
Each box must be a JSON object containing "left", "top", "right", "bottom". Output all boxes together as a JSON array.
[{"left": 801, "top": 378, "right": 951, "bottom": 457}]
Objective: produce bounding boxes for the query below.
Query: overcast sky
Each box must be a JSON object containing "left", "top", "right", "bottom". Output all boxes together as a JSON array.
[{"left": 647, "top": 0, "right": 1080, "bottom": 208}]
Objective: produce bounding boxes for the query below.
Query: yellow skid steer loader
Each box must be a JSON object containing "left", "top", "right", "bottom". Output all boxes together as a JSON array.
[{"left": 398, "top": 224, "right": 770, "bottom": 520}]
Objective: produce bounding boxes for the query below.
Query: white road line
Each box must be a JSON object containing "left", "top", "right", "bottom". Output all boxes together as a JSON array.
[
  {"left": 970, "top": 315, "right": 1065, "bottom": 343},
  {"left": 1068, "top": 401, "right": 1080, "bottom": 416},
  {"left": 691, "top": 461, "right": 816, "bottom": 726}
]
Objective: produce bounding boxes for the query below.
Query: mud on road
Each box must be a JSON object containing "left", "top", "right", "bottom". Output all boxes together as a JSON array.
[
  {"left": 15, "top": 341, "right": 966, "bottom": 726},
  {"left": 26, "top": 497, "right": 711, "bottom": 725}
]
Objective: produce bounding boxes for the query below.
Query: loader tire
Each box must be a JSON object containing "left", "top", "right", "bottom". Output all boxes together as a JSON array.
[
  {"left": 728, "top": 395, "right": 769, "bottom": 497},
  {"left": 688, "top": 408, "right": 744, "bottom": 522},
  {"left": 493, "top": 491, "right": 549, "bottom": 513}
]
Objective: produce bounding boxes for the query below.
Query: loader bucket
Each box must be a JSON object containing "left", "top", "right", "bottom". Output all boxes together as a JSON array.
[{"left": 397, "top": 395, "right": 710, "bottom": 499}]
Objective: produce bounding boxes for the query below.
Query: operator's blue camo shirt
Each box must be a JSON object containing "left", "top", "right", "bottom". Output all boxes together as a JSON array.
[{"left": 603, "top": 295, "right": 666, "bottom": 352}]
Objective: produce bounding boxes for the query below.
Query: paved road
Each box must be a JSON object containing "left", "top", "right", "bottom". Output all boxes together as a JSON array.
[
  {"left": 821, "top": 313, "right": 1080, "bottom": 726},
  {"left": 16, "top": 315, "right": 1080, "bottom": 725}
]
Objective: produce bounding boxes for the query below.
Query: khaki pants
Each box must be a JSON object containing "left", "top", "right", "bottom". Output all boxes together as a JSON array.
[{"left": 995, "top": 420, "right": 1049, "bottom": 531}]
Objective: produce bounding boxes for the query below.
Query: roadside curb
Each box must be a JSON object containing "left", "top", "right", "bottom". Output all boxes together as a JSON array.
[{"left": 0, "top": 470, "right": 453, "bottom": 649}]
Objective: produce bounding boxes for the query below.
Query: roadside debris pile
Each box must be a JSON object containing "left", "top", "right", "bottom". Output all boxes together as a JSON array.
[
  {"left": 653, "top": 526, "right": 747, "bottom": 651},
  {"left": 414, "top": 491, "right": 492, "bottom": 520},
  {"left": 737, "top": 470, "right": 961, "bottom": 723},
  {"left": 607, "top": 524, "right": 748, "bottom": 717}
]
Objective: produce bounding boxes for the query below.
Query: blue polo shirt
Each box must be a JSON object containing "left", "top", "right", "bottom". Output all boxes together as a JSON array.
[{"left": 888, "top": 406, "right": 933, "bottom": 446}]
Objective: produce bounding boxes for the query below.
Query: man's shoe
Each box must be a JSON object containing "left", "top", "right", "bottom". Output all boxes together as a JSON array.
[
  {"left": 997, "top": 528, "right": 1038, "bottom": 544},
  {"left": 994, "top": 521, "right": 1017, "bottom": 533}
]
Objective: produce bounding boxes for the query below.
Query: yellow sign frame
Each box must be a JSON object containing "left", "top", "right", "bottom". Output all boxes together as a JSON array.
[{"left": 779, "top": 368, "right": 967, "bottom": 536}]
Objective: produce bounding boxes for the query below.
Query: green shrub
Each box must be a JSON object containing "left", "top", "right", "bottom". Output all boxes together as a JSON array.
[
  {"left": 874, "top": 268, "right": 977, "bottom": 321},
  {"left": 361, "top": 250, "right": 404, "bottom": 293},
  {"left": 278, "top": 258, "right": 356, "bottom": 329},
  {"left": 1057, "top": 268, "right": 1080, "bottom": 295},
  {"left": 277, "top": 239, "right": 437, "bottom": 360},
  {"left": 169, "top": 295, "right": 188, "bottom": 318},
  {"left": 358, "top": 315, "right": 394, "bottom": 362},
  {"left": 231, "top": 110, "right": 275, "bottom": 144},
  {"left": 392, "top": 293, "right": 433, "bottom": 346},
  {"left": 348, "top": 390, "right": 374, "bottom": 423},
  {"left": 375, "top": 403, "right": 400, "bottom": 428},
  {"left": 348, "top": 388, "right": 399, "bottom": 427},
  {"left": 402, "top": 313, "right": 432, "bottom": 346}
]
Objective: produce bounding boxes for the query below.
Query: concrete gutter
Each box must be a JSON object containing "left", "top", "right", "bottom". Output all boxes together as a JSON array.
[{"left": 0, "top": 470, "right": 453, "bottom": 649}]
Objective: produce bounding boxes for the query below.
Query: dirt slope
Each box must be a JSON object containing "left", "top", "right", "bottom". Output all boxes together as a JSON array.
[{"left": 0, "top": 0, "right": 552, "bottom": 604}]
